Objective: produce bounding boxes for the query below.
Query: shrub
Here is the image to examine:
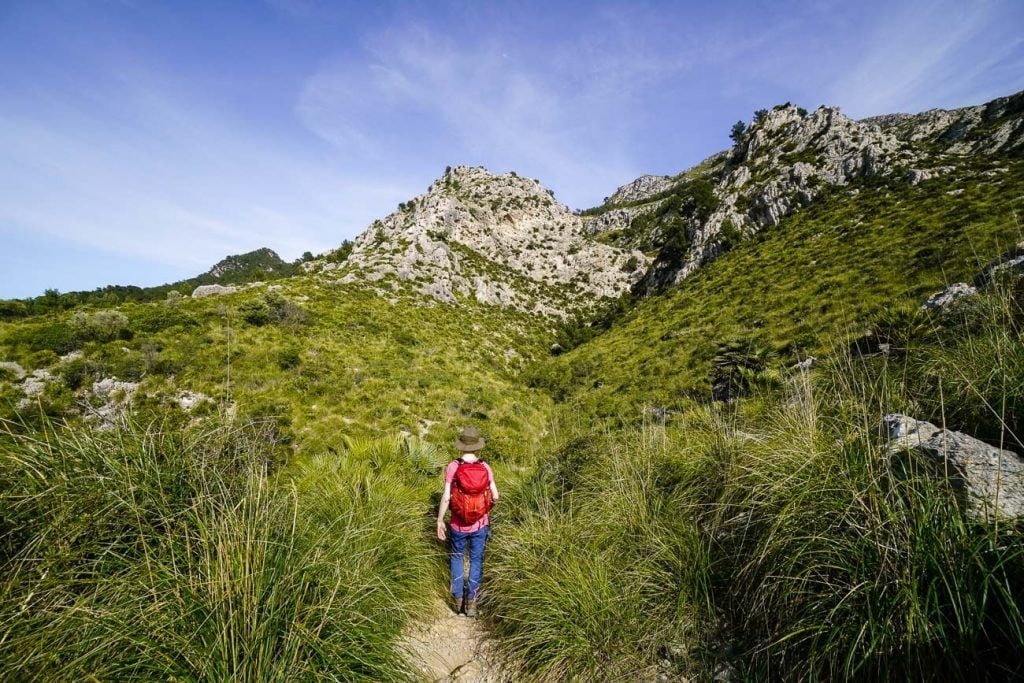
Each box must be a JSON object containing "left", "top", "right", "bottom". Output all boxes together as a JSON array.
[
  {"left": 276, "top": 345, "right": 301, "bottom": 370},
  {"left": 70, "top": 310, "right": 131, "bottom": 343},
  {"left": 8, "top": 322, "right": 76, "bottom": 354},
  {"left": 0, "top": 300, "right": 28, "bottom": 320},
  {"left": 238, "top": 298, "right": 270, "bottom": 326}
]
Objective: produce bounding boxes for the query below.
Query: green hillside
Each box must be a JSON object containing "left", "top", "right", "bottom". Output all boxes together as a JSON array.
[
  {"left": 0, "top": 247, "right": 308, "bottom": 315},
  {"left": 3, "top": 94, "right": 1024, "bottom": 680},
  {"left": 0, "top": 276, "right": 554, "bottom": 462},
  {"left": 533, "top": 155, "right": 1024, "bottom": 422}
]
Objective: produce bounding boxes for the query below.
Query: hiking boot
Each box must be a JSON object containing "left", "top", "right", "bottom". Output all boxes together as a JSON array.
[
  {"left": 465, "top": 600, "right": 478, "bottom": 618},
  {"left": 452, "top": 598, "right": 464, "bottom": 615}
]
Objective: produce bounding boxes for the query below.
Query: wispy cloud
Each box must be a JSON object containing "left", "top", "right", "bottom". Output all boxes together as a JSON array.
[
  {"left": 827, "top": 0, "right": 1022, "bottom": 116},
  {"left": 295, "top": 20, "right": 697, "bottom": 207},
  {"left": 0, "top": 65, "right": 415, "bottom": 285}
]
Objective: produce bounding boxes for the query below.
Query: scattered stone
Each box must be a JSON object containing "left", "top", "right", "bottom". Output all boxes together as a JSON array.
[
  {"left": 0, "top": 361, "right": 26, "bottom": 380},
  {"left": 22, "top": 369, "right": 53, "bottom": 397},
  {"left": 92, "top": 377, "right": 138, "bottom": 401},
  {"left": 792, "top": 356, "right": 817, "bottom": 371},
  {"left": 974, "top": 241, "right": 1024, "bottom": 287},
  {"left": 882, "top": 414, "right": 1024, "bottom": 520},
  {"left": 192, "top": 284, "right": 238, "bottom": 298},
  {"left": 921, "top": 282, "right": 978, "bottom": 310},
  {"left": 176, "top": 390, "right": 209, "bottom": 411},
  {"left": 84, "top": 377, "right": 140, "bottom": 429}
]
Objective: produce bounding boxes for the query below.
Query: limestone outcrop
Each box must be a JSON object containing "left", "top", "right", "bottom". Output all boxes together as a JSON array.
[
  {"left": 585, "top": 90, "right": 1024, "bottom": 295},
  {"left": 883, "top": 414, "right": 1024, "bottom": 520},
  {"left": 335, "top": 166, "right": 648, "bottom": 316},
  {"left": 605, "top": 174, "right": 673, "bottom": 205},
  {"left": 192, "top": 284, "right": 238, "bottom": 298}
]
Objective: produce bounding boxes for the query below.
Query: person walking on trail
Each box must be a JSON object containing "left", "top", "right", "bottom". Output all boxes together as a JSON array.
[{"left": 436, "top": 426, "right": 499, "bottom": 617}]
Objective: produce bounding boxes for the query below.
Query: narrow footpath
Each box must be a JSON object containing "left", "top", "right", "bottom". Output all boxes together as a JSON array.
[{"left": 402, "top": 599, "right": 508, "bottom": 683}]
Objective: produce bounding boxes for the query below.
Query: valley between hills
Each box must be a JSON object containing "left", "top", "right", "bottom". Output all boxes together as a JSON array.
[{"left": 2, "top": 90, "right": 1024, "bottom": 680}]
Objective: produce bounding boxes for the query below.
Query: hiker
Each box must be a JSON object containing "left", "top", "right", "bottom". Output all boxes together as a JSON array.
[{"left": 436, "top": 426, "right": 499, "bottom": 617}]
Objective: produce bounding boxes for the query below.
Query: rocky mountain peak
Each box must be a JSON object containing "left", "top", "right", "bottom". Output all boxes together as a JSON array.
[
  {"left": 606, "top": 175, "right": 674, "bottom": 205},
  {"left": 207, "top": 247, "right": 287, "bottom": 279},
  {"left": 332, "top": 166, "right": 648, "bottom": 316},
  {"left": 586, "top": 91, "right": 1024, "bottom": 295},
  {"left": 735, "top": 103, "right": 906, "bottom": 181}
]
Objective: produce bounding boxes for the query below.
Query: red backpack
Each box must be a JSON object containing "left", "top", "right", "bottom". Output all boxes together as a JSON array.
[{"left": 450, "top": 460, "right": 493, "bottom": 525}]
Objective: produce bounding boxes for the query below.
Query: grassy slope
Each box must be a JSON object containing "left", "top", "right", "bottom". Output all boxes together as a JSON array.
[
  {"left": 3, "top": 145, "right": 1024, "bottom": 680},
  {"left": 0, "top": 275, "right": 555, "bottom": 463},
  {"left": 533, "top": 156, "right": 1024, "bottom": 421}
]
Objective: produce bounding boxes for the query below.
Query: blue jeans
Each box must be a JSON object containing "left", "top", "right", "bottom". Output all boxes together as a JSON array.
[{"left": 449, "top": 525, "right": 489, "bottom": 601}]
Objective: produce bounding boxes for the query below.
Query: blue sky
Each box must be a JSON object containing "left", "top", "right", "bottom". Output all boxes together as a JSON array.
[{"left": 1, "top": 0, "right": 1022, "bottom": 299}]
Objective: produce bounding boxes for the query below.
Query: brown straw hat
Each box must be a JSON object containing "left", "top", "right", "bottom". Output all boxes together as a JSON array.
[{"left": 455, "top": 426, "right": 485, "bottom": 452}]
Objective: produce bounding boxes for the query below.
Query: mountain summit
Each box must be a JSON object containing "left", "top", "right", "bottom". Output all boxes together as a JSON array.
[
  {"left": 586, "top": 90, "right": 1024, "bottom": 293},
  {"left": 330, "top": 166, "right": 647, "bottom": 316}
]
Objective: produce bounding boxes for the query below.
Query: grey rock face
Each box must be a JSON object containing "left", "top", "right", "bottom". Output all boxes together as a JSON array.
[
  {"left": 604, "top": 90, "right": 1023, "bottom": 295},
  {"left": 337, "top": 166, "right": 649, "bottom": 316},
  {"left": 974, "top": 241, "right": 1024, "bottom": 286},
  {"left": 921, "top": 282, "right": 978, "bottom": 310},
  {"left": 606, "top": 175, "right": 673, "bottom": 205},
  {"left": 883, "top": 414, "right": 1024, "bottom": 520},
  {"left": 892, "top": 91, "right": 1024, "bottom": 156},
  {"left": 626, "top": 104, "right": 914, "bottom": 293},
  {"left": 584, "top": 207, "right": 642, "bottom": 237},
  {"left": 192, "top": 284, "right": 238, "bottom": 298}
]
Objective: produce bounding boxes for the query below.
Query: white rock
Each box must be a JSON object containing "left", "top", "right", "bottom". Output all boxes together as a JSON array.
[
  {"left": 192, "top": 284, "right": 238, "bottom": 298},
  {"left": 337, "top": 166, "right": 649, "bottom": 315},
  {"left": 883, "top": 414, "right": 1024, "bottom": 520},
  {"left": 176, "top": 390, "right": 209, "bottom": 411},
  {"left": 0, "top": 361, "right": 26, "bottom": 380},
  {"left": 606, "top": 174, "right": 673, "bottom": 205},
  {"left": 921, "top": 282, "right": 978, "bottom": 310}
]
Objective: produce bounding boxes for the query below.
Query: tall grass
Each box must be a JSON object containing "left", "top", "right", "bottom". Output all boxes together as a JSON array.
[
  {"left": 488, "top": 280, "right": 1024, "bottom": 680},
  {"left": 710, "top": 375, "right": 1024, "bottom": 680},
  {"left": 486, "top": 427, "right": 717, "bottom": 680},
  {"left": 0, "top": 418, "right": 434, "bottom": 681}
]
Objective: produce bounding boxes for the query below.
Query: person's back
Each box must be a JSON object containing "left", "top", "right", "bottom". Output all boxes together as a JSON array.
[{"left": 436, "top": 426, "right": 499, "bottom": 616}]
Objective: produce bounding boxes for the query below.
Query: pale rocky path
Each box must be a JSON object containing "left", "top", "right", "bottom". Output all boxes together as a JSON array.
[{"left": 402, "top": 599, "right": 510, "bottom": 683}]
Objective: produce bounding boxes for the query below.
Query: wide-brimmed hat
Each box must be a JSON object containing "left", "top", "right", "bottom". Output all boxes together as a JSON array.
[{"left": 455, "top": 426, "right": 485, "bottom": 452}]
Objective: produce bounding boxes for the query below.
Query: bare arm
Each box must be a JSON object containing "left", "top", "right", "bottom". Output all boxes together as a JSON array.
[
  {"left": 490, "top": 479, "right": 499, "bottom": 502},
  {"left": 436, "top": 481, "right": 451, "bottom": 540}
]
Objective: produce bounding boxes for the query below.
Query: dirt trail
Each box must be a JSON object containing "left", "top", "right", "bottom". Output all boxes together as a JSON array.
[{"left": 402, "top": 599, "right": 508, "bottom": 682}]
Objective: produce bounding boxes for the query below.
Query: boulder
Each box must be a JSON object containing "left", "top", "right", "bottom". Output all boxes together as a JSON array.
[
  {"left": 0, "top": 361, "right": 26, "bottom": 380},
  {"left": 192, "top": 284, "right": 238, "bottom": 298},
  {"left": 974, "top": 241, "right": 1024, "bottom": 287},
  {"left": 921, "top": 282, "right": 978, "bottom": 310},
  {"left": 882, "top": 413, "right": 1024, "bottom": 520}
]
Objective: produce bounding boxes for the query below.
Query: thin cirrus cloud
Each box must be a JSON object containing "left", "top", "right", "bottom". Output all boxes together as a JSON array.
[
  {"left": 825, "top": 0, "right": 1024, "bottom": 117},
  {"left": 295, "top": 24, "right": 675, "bottom": 209},
  {"left": 0, "top": 60, "right": 418, "bottom": 296}
]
